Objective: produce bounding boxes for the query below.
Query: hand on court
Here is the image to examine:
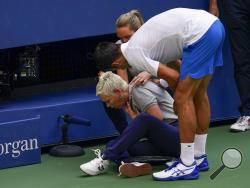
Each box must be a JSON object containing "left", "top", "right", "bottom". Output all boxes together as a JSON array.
[
  {"left": 124, "top": 102, "right": 139, "bottom": 119},
  {"left": 130, "top": 71, "right": 151, "bottom": 86}
]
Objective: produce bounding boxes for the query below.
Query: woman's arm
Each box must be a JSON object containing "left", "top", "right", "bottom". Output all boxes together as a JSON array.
[
  {"left": 124, "top": 102, "right": 164, "bottom": 121},
  {"left": 145, "top": 104, "right": 164, "bottom": 121},
  {"left": 124, "top": 102, "right": 139, "bottom": 119}
]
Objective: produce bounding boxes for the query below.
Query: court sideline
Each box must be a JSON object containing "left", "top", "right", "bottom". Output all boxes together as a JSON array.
[{"left": 0, "top": 125, "right": 249, "bottom": 188}]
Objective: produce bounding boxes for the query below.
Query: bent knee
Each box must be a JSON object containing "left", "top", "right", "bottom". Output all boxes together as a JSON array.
[
  {"left": 174, "top": 90, "right": 192, "bottom": 106},
  {"left": 134, "top": 113, "right": 151, "bottom": 121},
  {"left": 194, "top": 90, "right": 209, "bottom": 102}
]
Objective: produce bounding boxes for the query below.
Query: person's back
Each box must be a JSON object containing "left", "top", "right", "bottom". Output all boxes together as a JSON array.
[
  {"left": 121, "top": 8, "right": 218, "bottom": 76},
  {"left": 130, "top": 81, "right": 177, "bottom": 123},
  {"left": 128, "top": 8, "right": 217, "bottom": 48}
]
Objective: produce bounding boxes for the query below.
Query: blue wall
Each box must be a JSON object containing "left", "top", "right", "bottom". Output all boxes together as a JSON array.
[
  {"left": 0, "top": 0, "right": 241, "bottom": 137},
  {"left": 0, "top": 0, "right": 209, "bottom": 49}
]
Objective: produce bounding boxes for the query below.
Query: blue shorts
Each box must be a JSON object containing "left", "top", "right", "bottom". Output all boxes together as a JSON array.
[{"left": 180, "top": 20, "right": 225, "bottom": 80}]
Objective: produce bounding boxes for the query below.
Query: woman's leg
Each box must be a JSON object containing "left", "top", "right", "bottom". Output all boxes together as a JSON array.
[
  {"left": 127, "top": 140, "right": 163, "bottom": 156},
  {"left": 102, "top": 113, "right": 180, "bottom": 161},
  {"left": 106, "top": 138, "right": 163, "bottom": 164}
]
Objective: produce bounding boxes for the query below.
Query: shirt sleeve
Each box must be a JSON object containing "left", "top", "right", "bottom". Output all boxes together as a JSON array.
[
  {"left": 159, "top": 79, "right": 169, "bottom": 88},
  {"left": 131, "top": 86, "right": 157, "bottom": 112},
  {"left": 126, "top": 47, "right": 160, "bottom": 77}
]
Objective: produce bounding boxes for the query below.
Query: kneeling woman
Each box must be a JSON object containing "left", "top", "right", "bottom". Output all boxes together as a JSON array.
[{"left": 80, "top": 72, "right": 180, "bottom": 177}]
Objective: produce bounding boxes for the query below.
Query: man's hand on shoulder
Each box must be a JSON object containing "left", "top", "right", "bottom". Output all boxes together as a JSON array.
[{"left": 130, "top": 71, "right": 151, "bottom": 86}]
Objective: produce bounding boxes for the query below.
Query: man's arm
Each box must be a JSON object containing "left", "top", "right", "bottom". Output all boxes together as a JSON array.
[
  {"left": 125, "top": 48, "right": 179, "bottom": 90},
  {"left": 209, "top": 0, "right": 219, "bottom": 17},
  {"left": 130, "top": 71, "right": 151, "bottom": 86},
  {"left": 167, "top": 59, "right": 181, "bottom": 72},
  {"left": 117, "top": 69, "right": 129, "bottom": 83},
  {"left": 157, "top": 63, "right": 179, "bottom": 91}
]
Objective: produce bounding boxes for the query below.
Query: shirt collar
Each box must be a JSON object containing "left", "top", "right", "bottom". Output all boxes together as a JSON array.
[{"left": 121, "top": 42, "right": 129, "bottom": 60}]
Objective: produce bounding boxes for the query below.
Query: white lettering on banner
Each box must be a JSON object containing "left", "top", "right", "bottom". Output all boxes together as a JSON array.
[
  {"left": 12, "top": 141, "right": 21, "bottom": 157},
  {"left": 0, "top": 138, "right": 39, "bottom": 158},
  {"left": 20, "top": 140, "right": 29, "bottom": 152},
  {"left": 0, "top": 144, "right": 4, "bottom": 155},
  {"left": 5, "top": 143, "right": 12, "bottom": 154},
  {"left": 29, "top": 139, "right": 38, "bottom": 150}
]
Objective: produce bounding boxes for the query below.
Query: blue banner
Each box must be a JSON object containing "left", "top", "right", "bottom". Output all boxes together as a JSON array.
[{"left": 0, "top": 116, "right": 41, "bottom": 169}]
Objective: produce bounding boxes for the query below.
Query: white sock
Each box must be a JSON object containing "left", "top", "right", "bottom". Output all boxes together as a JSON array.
[
  {"left": 194, "top": 134, "right": 207, "bottom": 157},
  {"left": 180, "top": 143, "right": 194, "bottom": 166}
]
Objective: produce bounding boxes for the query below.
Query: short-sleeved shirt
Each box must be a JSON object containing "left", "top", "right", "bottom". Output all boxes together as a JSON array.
[
  {"left": 121, "top": 8, "right": 218, "bottom": 77},
  {"left": 129, "top": 81, "right": 177, "bottom": 123}
]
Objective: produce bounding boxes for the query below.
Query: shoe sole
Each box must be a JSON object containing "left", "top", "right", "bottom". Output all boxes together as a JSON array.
[
  {"left": 197, "top": 166, "right": 209, "bottom": 171},
  {"left": 80, "top": 166, "right": 95, "bottom": 176},
  {"left": 80, "top": 166, "right": 107, "bottom": 176},
  {"left": 230, "top": 124, "right": 250, "bottom": 132},
  {"left": 119, "top": 163, "right": 152, "bottom": 178},
  {"left": 153, "top": 173, "right": 199, "bottom": 181},
  {"left": 153, "top": 170, "right": 200, "bottom": 181},
  {"left": 230, "top": 128, "right": 249, "bottom": 132},
  {"left": 80, "top": 166, "right": 97, "bottom": 176}
]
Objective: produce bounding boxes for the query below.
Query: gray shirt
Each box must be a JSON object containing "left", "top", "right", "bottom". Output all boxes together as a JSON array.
[{"left": 129, "top": 81, "right": 177, "bottom": 123}]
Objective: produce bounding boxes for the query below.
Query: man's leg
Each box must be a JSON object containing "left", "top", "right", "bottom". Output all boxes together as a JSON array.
[
  {"left": 223, "top": 0, "right": 250, "bottom": 131},
  {"left": 193, "top": 76, "right": 212, "bottom": 171},
  {"left": 194, "top": 76, "right": 211, "bottom": 140},
  {"left": 153, "top": 76, "right": 202, "bottom": 181},
  {"left": 173, "top": 77, "right": 202, "bottom": 165}
]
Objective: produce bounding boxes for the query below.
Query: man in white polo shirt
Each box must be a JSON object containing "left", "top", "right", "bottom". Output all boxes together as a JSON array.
[{"left": 94, "top": 8, "right": 225, "bottom": 181}]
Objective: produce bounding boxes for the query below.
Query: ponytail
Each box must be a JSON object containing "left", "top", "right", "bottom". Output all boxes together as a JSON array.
[{"left": 116, "top": 9, "right": 144, "bottom": 31}]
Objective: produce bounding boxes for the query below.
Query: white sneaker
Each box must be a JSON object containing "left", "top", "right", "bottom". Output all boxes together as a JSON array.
[
  {"left": 165, "top": 158, "right": 178, "bottom": 168},
  {"left": 118, "top": 162, "right": 152, "bottom": 178},
  {"left": 153, "top": 160, "right": 199, "bottom": 181},
  {"left": 230, "top": 116, "right": 250, "bottom": 132},
  {"left": 80, "top": 149, "right": 110, "bottom": 176},
  {"left": 166, "top": 156, "right": 209, "bottom": 172}
]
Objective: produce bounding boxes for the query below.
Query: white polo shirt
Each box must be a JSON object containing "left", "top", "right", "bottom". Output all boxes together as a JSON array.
[{"left": 121, "top": 8, "right": 218, "bottom": 77}]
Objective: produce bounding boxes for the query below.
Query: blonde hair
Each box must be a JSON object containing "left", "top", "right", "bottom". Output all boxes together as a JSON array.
[
  {"left": 96, "top": 72, "right": 128, "bottom": 96},
  {"left": 116, "top": 10, "right": 144, "bottom": 31}
]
